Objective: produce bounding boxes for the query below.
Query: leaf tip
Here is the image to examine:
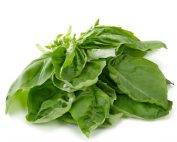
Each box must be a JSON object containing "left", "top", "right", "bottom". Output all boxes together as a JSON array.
[
  {"left": 162, "top": 42, "right": 167, "bottom": 49},
  {"left": 94, "top": 19, "right": 100, "bottom": 27}
]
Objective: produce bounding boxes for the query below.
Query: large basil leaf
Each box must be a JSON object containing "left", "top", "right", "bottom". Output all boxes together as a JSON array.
[
  {"left": 112, "top": 94, "right": 172, "bottom": 119},
  {"left": 77, "top": 26, "right": 140, "bottom": 49},
  {"left": 6, "top": 54, "right": 54, "bottom": 113},
  {"left": 26, "top": 80, "right": 75, "bottom": 123},
  {"left": 108, "top": 55, "right": 168, "bottom": 109},
  {"left": 70, "top": 85, "right": 110, "bottom": 136}
]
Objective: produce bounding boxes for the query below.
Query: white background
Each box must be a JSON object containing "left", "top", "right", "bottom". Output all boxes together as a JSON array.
[{"left": 0, "top": 0, "right": 177, "bottom": 141}]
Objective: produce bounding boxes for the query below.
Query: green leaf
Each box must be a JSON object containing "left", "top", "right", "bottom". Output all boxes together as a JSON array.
[
  {"left": 70, "top": 85, "right": 110, "bottom": 137},
  {"left": 60, "top": 46, "right": 87, "bottom": 82},
  {"left": 6, "top": 54, "right": 54, "bottom": 113},
  {"left": 26, "top": 80, "right": 75, "bottom": 123},
  {"left": 77, "top": 26, "right": 140, "bottom": 49},
  {"left": 69, "top": 60, "right": 106, "bottom": 90},
  {"left": 50, "top": 46, "right": 77, "bottom": 92},
  {"left": 112, "top": 94, "right": 172, "bottom": 119},
  {"left": 77, "top": 26, "right": 164, "bottom": 53},
  {"left": 108, "top": 55, "right": 168, "bottom": 109}
]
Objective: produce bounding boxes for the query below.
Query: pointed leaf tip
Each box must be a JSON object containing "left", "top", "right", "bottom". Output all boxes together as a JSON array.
[{"left": 94, "top": 19, "right": 100, "bottom": 27}]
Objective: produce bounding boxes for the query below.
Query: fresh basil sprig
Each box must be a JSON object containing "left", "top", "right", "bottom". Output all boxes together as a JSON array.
[{"left": 6, "top": 20, "right": 172, "bottom": 137}]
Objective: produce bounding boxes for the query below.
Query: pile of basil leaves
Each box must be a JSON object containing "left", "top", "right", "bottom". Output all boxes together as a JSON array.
[{"left": 6, "top": 20, "right": 172, "bottom": 137}]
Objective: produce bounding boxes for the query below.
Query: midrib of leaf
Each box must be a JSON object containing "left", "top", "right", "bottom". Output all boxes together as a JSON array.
[{"left": 38, "top": 58, "right": 52, "bottom": 83}]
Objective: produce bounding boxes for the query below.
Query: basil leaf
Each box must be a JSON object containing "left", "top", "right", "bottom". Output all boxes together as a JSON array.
[
  {"left": 70, "top": 85, "right": 110, "bottom": 136},
  {"left": 112, "top": 94, "right": 172, "bottom": 119},
  {"left": 26, "top": 80, "right": 75, "bottom": 123},
  {"left": 6, "top": 54, "right": 54, "bottom": 113},
  {"left": 108, "top": 55, "right": 168, "bottom": 109},
  {"left": 77, "top": 26, "right": 140, "bottom": 49},
  {"left": 60, "top": 46, "right": 87, "bottom": 82},
  {"left": 68, "top": 60, "right": 106, "bottom": 90}
]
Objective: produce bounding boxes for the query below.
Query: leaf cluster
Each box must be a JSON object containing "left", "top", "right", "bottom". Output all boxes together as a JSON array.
[{"left": 6, "top": 20, "right": 172, "bottom": 137}]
